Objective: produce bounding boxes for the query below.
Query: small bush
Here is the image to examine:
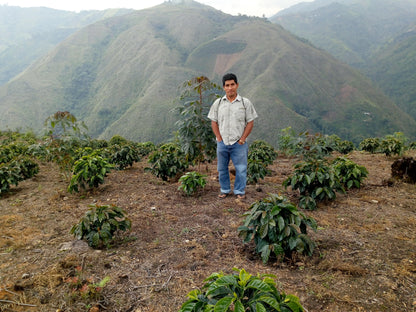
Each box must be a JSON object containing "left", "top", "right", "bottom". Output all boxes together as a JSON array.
[
  {"left": 178, "top": 171, "right": 207, "bottom": 196},
  {"left": 109, "top": 143, "right": 140, "bottom": 170},
  {"left": 68, "top": 154, "right": 114, "bottom": 193},
  {"left": 247, "top": 140, "right": 277, "bottom": 184},
  {"left": 70, "top": 204, "right": 131, "bottom": 248},
  {"left": 283, "top": 159, "right": 344, "bottom": 210},
  {"left": 335, "top": 140, "right": 355, "bottom": 154},
  {"left": 0, "top": 162, "right": 21, "bottom": 195},
  {"left": 178, "top": 267, "right": 305, "bottom": 312},
  {"left": 109, "top": 135, "right": 128, "bottom": 146},
  {"left": 380, "top": 136, "right": 404, "bottom": 156},
  {"left": 135, "top": 141, "right": 156, "bottom": 157},
  {"left": 332, "top": 157, "right": 368, "bottom": 189},
  {"left": 238, "top": 194, "right": 317, "bottom": 263},
  {"left": 359, "top": 138, "right": 380, "bottom": 154},
  {"left": 0, "top": 156, "right": 39, "bottom": 196},
  {"left": 146, "top": 143, "right": 189, "bottom": 181}
]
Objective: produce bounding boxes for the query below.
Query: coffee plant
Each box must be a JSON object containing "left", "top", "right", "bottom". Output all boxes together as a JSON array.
[
  {"left": 277, "top": 128, "right": 336, "bottom": 160},
  {"left": 135, "top": 141, "right": 156, "bottom": 157},
  {"left": 109, "top": 135, "right": 128, "bottom": 146},
  {"left": 0, "top": 162, "right": 21, "bottom": 195},
  {"left": 109, "top": 143, "right": 141, "bottom": 170},
  {"left": 359, "top": 138, "right": 380, "bottom": 154},
  {"left": 178, "top": 267, "right": 305, "bottom": 312},
  {"left": 238, "top": 194, "right": 317, "bottom": 263},
  {"left": 68, "top": 153, "right": 114, "bottom": 193},
  {"left": 175, "top": 76, "right": 220, "bottom": 164},
  {"left": 70, "top": 204, "right": 131, "bottom": 248},
  {"left": 283, "top": 159, "right": 344, "bottom": 210},
  {"left": 335, "top": 140, "right": 355, "bottom": 154},
  {"left": 178, "top": 171, "right": 207, "bottom": 196},
  {"left": 146, "top": 143, "right": 189, "bottom": 181},
  {"left": 0, "top": 152, "right": 39, "bottom": 196},
  {"left": 332, "top": 157, "right": 368, "bottom": 189},
  {"left": 44, "top": 111, "right": 88, "bottom": 139},
  {"left": 380, "top": 136, "right": 404, "bottom": 156},
  {"left": 247, "top": 140, "right": 277, "bottom": 184}
]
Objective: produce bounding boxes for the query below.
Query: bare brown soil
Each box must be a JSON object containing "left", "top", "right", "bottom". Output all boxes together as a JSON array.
[{"left": 1, "top": 151, "right": 415, "bottom": 312}]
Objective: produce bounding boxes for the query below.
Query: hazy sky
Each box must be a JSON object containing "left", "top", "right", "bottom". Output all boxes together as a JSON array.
[{"left": 0, "top": 0, "right": 312, "bottom": 17}]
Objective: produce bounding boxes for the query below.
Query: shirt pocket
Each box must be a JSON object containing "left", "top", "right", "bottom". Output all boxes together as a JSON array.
[{"left": 235, "top": 106, "right": 246, "bottom": 123}]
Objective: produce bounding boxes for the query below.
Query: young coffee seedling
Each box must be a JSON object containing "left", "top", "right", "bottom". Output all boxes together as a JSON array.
[
  {"left": 238, "top": 194, "right": 317, "bottom": 263},
  {"left": 178, "top": 267, "right": 305, "bottom": 311},
  {"left": 70, "top": 204, "right": 131, "bottom": 248}
]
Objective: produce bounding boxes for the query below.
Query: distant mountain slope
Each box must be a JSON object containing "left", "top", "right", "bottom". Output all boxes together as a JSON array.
[
  {"left": 271, "top": 0, "right": 416, "bottom": 67},
  {"left": 0, "top": 5, "right": 133, "bottom": 85},
  {"left": 0, "top": 1, "right": 415, "bottom": 145},
  {"left": 367, "top": 24, "right": 416, "bottom": 120},
  {"left": 271, "top": 0, "right": 416, "bottom": 125}
]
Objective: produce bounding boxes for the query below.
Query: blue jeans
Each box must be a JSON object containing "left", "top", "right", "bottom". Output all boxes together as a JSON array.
[{"left": 217, "top": 141, "right": 248, "bottom": 195}]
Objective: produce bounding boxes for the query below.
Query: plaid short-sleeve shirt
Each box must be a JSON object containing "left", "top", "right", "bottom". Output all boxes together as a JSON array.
[{"left": 208, "top": 94, "right": 258, "bottom": 145}]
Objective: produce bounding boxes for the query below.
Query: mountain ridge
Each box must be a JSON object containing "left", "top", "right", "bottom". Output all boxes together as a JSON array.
[{"left": 1, "top": 1, "right": 415, "bottom": 145}]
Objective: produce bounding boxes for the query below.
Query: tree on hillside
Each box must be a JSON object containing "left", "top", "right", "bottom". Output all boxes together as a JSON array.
[
  {"left": 44, "top": 111, "right": 88, "bottom": 140},
  {"left": 175, "top": 76, "right": 221, "bottom": 165}
]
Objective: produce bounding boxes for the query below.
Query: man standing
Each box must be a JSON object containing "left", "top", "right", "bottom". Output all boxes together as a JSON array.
[{"left": 208, "top": 73, "right": 258, "bottom": 199}]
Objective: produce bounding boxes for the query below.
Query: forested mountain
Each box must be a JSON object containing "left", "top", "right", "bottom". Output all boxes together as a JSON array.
[
  {"left": 0, "top": 5, "right": 133, "bottom": 85},
  {"left": 271, "top": 0, "right": 416, "bottom": 122},
  {"left": 0, "top": 1, "right": 415, "bottom": 145}
]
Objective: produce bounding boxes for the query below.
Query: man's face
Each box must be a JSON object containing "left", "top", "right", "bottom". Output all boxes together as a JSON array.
[{"left": 223, "top": 79, "right": 239, "bottom": 99}]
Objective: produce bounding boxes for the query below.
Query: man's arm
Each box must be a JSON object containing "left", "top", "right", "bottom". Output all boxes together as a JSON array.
[
  {"left": 211, "top": 121, "right": 223, "bottom": 142},
  {"left": 238, "top": 120, "right": 254, "bottom": 144}
]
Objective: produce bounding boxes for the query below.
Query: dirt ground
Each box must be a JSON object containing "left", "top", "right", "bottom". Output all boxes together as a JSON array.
[{"left": 0, "top": 150, "right": 415, "bottom": 312}]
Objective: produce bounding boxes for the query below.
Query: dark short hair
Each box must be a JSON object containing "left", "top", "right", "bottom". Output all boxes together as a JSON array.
[{"left": 222, "top": 73, "right": 238, "bottom": 86}]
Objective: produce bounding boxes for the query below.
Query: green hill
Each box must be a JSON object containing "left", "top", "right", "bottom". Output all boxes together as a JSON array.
[
  {"left": 0, "top": 5, "right": 133, "bottom": 85},
  {"left": 0, "top": 1, "right": 415, "bottom": 145},
  {"left": 367, "top": 24, "right": 416, "bottom": 120},
  {"left": 271, "top": 0, "right": 416, "bottom": 125}
]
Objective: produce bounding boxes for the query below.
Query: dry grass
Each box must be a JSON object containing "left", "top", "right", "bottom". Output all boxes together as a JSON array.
[{"left": 0, "top": 151, "right": 415, "bottom": 312}]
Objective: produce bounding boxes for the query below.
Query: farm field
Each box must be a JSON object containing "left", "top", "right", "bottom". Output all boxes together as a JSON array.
[{"left": 0, "top": 151, "right": 415, "bottom": 312}]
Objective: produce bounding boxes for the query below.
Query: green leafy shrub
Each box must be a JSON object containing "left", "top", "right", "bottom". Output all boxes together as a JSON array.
[
  {"left": 68, "top": 154, "right": 114, "bottom": 193},
  {"left": 0, "top": 146, "right": 15, "bottom": 163},
  {"left": 109, "top": 135, "right": 128, "bottom": 146},
  {"left": 278, "top": 129, "right": 336, "bottom": 160},
  {"left": 109, "top": 143, "right": 140, "bottom": 170},
  {"left": 0, "top": 162, "right": 21, "bottom": 195},
  {"left": 178, "top": 171, "right": 207, "bottom": 196},
  {"left": 178, "top": 267, "right": 305, "bottom": 312},
  {"left": 12, "top": 156, "right": 39, "bottom": 180},
  {"left": 247, "top": 140, "right": 277, "bottom": 184},
  {"left": 277, "top": 127, "right": 298, "bottom": 156},
  {"left": 249, "top": 140, "right": 278, "bottom": 165},
  {"left": 146, "top": 143, "right": 189, "bottom": 181},
  {"left": 380, "top": 136, "right": 404, "bottom": 156},
  {"left": 70, "top": 204, "right": 131, "bottom": 248},
  {"left": 332, "top": 157, "right": 368, "bottom": 189},
  {"left": 175, "top": 76, "right": 219, "bottom": 164},
  {"left": 247, "top": 158, "right": 270, "bottom": 185},
  {"left": 283, "top": 159, "right": 344, "bottom": 210},
  {"left": 238, "top": 194, "right": 317, "bottom": 263},
  {"left": 335, "top": 140, "right": 355, "bottom": 154},
  {"left": 359, "top": 138, "right": 380, "bottom": 153},
  {"left": 0, "top": 156, "right": 39, "bottom": 196},
  {"left": 135, "top": 141, "right": 156, "bottom": 157}
]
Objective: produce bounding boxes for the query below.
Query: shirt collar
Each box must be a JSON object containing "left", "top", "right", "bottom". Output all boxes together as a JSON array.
[{"left": 223, "top": 94, "right": 241, "bottom": 103}]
